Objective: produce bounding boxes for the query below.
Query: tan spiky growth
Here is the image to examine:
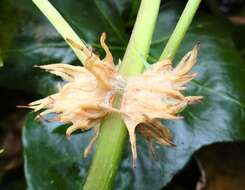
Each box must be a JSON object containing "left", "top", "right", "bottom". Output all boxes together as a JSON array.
[
  {"left": 23, "top": 33, "right": 120, "bottom": 157},
  {"left": 120, "top": 45, "right": 202, "bottom": 167},
  {"left": 66, "top": 33, "right": 123, "bottom": 91},
  {"left": 20, "top": 36, "right": 202, "bottom": 166}
]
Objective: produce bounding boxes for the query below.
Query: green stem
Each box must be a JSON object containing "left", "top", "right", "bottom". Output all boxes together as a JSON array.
[
  {"left": 83, "top": 0, "right": 161, "bottom": 189},
  {"left": 32, "top": 0, "right": 160, "bottom": 188},
  {"left": 0, "top": 55, "right": 3, "bottom": 67},
  {"left": 32, "top": 0, "right": 87, "bottom": 63},
  {"left": 159, "top": 0, "right": 202, "bottom": 61}
]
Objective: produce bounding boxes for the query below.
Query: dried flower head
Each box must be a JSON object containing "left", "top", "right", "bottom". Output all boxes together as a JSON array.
[
  {"left": 24, "top": 33, "right": 120, "bottom": 157},
  {"left": 21, "top": 32, "right": 202, "bottom": 166},
  {"left": 120, "top": 45, "right": 202, "bottom": 167}
]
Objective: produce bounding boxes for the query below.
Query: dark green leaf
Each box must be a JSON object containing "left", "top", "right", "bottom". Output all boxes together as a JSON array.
[
  {"left": 23, "top": 113, "right": 93, "bottom": 190},
  {"left": 0, "top": 0, "right": 75, "bottom": 95},
  {"left": 0, "top": 0, "right": 127, "bottom": 95}
]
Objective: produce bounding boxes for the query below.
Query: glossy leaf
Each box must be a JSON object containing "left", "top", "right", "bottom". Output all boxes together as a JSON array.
[
  {"left": 23, "top": 113, "right": 93, "bottom": 190},
  {"left": 0, "top": 0, "right": 128, "bottom": 95}
]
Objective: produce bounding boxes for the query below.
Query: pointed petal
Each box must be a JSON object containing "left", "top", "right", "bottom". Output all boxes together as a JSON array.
[
  {"left": 173, "top": 45, "right": 199, "bottom": 76},
  {"left": 100, "top": 32, "right": 113, "bottom": 64},
  {"left": 84, "top": 125, "right": 100, "bottom": 158}
]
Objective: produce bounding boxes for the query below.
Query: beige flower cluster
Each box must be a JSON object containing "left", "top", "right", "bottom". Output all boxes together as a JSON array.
[
  {"left": 121, "top": 47, "right": 202, "bottom": 166},
  {"left": 25, "top": 33, "right": 202, "bottom": 165}
]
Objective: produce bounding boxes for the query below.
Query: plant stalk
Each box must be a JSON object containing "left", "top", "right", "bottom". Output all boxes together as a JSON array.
[
  {"left": 0, "top": 55, "right": 3, "bottom": 67},
  {"left": 33, "top": 0, "right": 160, "bottom": 188},
  {"left": 160, "top": 0, "right": 202, "bottom": 61},
  {"left": 83, "top": 0, "right": 161, "bottom": 189},
  {"left": 32, "top": 0, "right": 87, "bottom": 63}
]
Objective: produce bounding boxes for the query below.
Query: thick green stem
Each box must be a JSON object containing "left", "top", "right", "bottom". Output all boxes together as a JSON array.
[
  {"left": 32, "top": 0, "right": 87, "bottom": 63},
  {"left": 83, "top": 0, "right": 161, "bottom": 189},
  {"left": 160, "top": 0, "right": 201, "bottom": 61},
  {"left": 32, "top": 1, "right": 160, "bottom": 188}
]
